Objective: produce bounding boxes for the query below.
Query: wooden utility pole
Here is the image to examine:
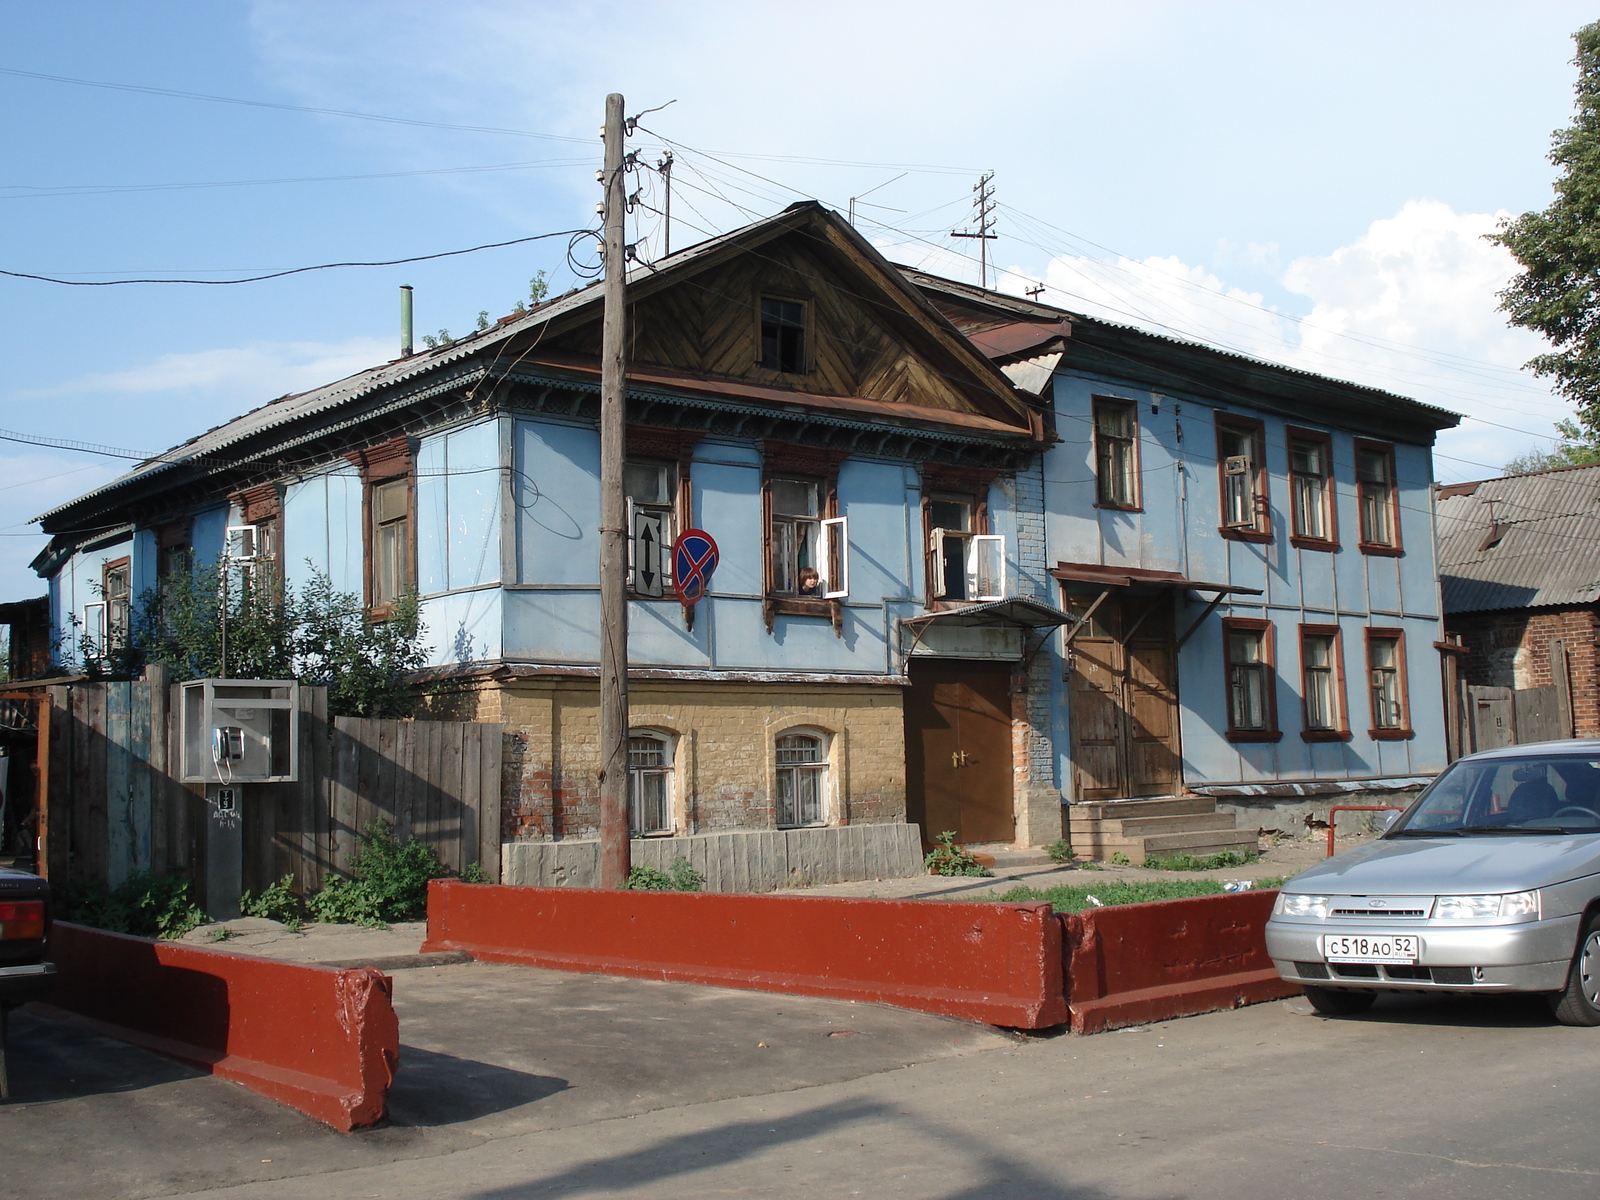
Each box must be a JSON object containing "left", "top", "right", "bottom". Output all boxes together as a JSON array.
[
  {"left": 598, "top": 93, "right": 632, "bottom": 888},
  {"left": 951, "top": 171, "right": 997, "bottom": 289}
]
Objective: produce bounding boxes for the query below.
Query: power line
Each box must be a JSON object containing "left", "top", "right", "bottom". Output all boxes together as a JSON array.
[{"left": 0, "top": 228, "right": 594, "bottom": 286}]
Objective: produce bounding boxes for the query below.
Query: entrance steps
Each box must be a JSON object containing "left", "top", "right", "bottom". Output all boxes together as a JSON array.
[{"left": 1069, "top": 796, "right": 1258, "bottom": 863}]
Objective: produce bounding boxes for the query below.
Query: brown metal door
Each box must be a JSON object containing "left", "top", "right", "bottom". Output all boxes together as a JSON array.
[
  {"left": 1067, "top": 595, "right": 1182, "bottom": 801},
  {"left": 904, "top": 660, "right": 1015, "bottom": 845}
]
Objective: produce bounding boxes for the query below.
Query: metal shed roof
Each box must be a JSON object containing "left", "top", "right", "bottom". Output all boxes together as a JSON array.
[{"left": 1437, "top": 464, "right": 1600, "bottom": 614}]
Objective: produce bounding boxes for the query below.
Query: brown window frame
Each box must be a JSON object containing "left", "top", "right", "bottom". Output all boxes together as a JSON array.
[
  {"left": 1222, "top": 616, "right": 1281, "bottom": 742},
  {"left": 1298, "top": 624, "right": 1351, "bottom": 742},
  {"left": 155, "top": 519, "right": 192, "bottom": 583},
  {"left": 348, "top": 437, "right": 417, "bottom": 617},
  {"left": 625, "top": 426, "right": 702, "bottom": 606},
  {"left": 101, "top": 556, "right": 131, "bottom": 653},
  {"left": 757, "top": 294, "right": 810, "bottom": 376},
  {"left": 1354, "top": 438, "right": 1403, "bottom": 556},
  {"left": 1215, "top": 415, "right": 1272, "bottom": 543},
  {"left": 1286, "top": 427, "right": 1338, "bottom": 551},
  {"left": 231, "top": 483, "right": 283, "bottom": 597},
  {"left": 1093, "top": 396, "right": 1142, "bottom": 511},
  {"left": 1365, "top": 627, "right": 1414, "bottom": 739},
  {"left": 920, "top": 464, "right": 996, "bottom": 610},
  {"left": 762, "top": 442, "right": 847, "bottom": 634}
]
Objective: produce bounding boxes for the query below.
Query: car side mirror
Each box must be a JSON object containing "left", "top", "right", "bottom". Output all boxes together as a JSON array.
[{"left": 1378, "top": 810, "right": 1401, "bottom": 831}]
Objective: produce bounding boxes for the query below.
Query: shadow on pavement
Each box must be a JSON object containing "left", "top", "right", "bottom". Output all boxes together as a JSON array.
[
  {"left": 1329, "top": 991, "right": 1561, "bottom": 1029},
  {"left": 466, "top": 1097, "right": 1127, "bottom": 1200},
  {"left": 1, "top": 1006, "right": 202, "bottom": 1102},
  {"left": 387, "top": 1043, "right": 569, "bottom": 1126}
]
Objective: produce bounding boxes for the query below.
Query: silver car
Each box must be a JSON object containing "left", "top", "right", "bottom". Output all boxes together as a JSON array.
[{"left": 1267, "top": 740, "right": 1600, "bottom": 1024}]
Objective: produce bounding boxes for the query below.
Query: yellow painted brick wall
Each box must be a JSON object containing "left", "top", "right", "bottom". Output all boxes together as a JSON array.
[{"left": 421, "top": 678, "right": 906, "bottom": 841}]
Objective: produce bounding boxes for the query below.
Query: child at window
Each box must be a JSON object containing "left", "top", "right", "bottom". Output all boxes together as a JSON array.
[{"left": 797, "top": 566, "right": 821, "bottom": 596}]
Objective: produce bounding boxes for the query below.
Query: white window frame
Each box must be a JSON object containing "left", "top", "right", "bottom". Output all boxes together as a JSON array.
[
  {"left": 81, "top": 601, "right": 106, "bottom": 651},
  {"left": 820, "top": 515, "right": 849, "bottom": 599},
  {"left": 967, "top": 534, "right": 1006, "bottom": 602},
  {"left": 775, "top": 729, "right": 829, "bottom": 827},
  {"left": 225, "top": 525, "right": 260, "bottom": 561},
  {"left": 627, "top": 729, "right": 675, "bottom": 835}
]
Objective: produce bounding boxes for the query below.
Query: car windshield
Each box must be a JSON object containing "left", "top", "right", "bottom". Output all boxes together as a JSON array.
[{"left": 1391, "top": 754, "right": 1600, "bottom": 835}]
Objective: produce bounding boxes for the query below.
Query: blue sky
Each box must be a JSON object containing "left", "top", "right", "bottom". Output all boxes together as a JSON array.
[{"left": 1, "top": 1, "right": 1593, "bottom": 598}]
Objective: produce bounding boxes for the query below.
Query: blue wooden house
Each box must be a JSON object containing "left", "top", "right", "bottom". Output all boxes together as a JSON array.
[
  {"left": 31, "top": 204, "right": 1063, "bottom": 888},
  {"left": 906, "top": 271, "right": 1461, "bottom": 858}
]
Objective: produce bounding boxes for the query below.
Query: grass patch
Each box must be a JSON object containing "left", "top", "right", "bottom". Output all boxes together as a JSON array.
[
  {"left": 979, "top": 879, "right": 1225, "bottom": 913},
  {"left": 1143, "top": 849, "right": 1256, "bottom": 871},
  {"left": 1255, "top": 876, "right": 1290, "bottom": 889}
]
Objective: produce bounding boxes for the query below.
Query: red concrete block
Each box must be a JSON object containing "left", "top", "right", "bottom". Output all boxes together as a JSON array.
[
  {"left": 1063, "top": 890, "right": 1299, "bottom": 1034},
  {"left": 45, "top": 922, "right": 399, "bottom": 1131},
  {"left": 424, "top": 882, "right": 1068, "bottom": 1029}
]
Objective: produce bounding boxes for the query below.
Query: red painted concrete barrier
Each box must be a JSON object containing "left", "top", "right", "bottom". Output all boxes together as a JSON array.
[
  {"left": 1063, "top": 890, "right": 1299, "bottom": 1034},
  {"left": 45, "top": 922, "right": 399, "bottom": 1131},
  {"left": 424, "top": 881, "right": 1068, "bottom": 1029}
]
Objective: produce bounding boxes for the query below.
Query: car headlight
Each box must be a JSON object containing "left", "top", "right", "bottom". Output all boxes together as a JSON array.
[
  {"left": 1273, "top": 892, "right": 1330, "bottom": 919},
  {"left": 1433, "top": 891, "right": 1540, "bottom": 920}
]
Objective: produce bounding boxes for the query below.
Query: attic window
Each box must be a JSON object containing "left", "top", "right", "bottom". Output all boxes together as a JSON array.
[{"left": 760, "top": 298, "right": 807, "bottom": 374}]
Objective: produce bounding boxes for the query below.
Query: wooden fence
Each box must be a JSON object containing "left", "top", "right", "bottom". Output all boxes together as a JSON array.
[{"left": 34, "top": 668, "right": 502, "bottom": 906}]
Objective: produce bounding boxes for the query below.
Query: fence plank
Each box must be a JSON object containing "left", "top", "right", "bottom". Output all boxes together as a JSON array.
[
  {"left": 130, "top": 680, "right": 153, "bottom": 877},
  {"left": 330, "top": 717, "right": 362, "bottom": 876},
  {"left": 479, "top": 726, "right": 503, "bottom": 882},
  {"left": 103, "top": 683, "right": 132, "bottom": 887},
  {"left": 437, "top": 722, "right": 463, "bottom": 870}
]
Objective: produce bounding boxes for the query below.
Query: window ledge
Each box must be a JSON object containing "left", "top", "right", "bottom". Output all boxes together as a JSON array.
[
  {"left": 1290, "top": 536, "right": 1340, "bottom": 553},
  {"left": 1094, "top": 501, "right": 1144, "bottom": 513},
  {"left": 1358, "top": 542, "right": 1404, "bottom": 557},
  {"left": 767, "top": 597, "right": 832, "bottom": 618},
  {"left": 1370, "top": 727, "right": 1415, "bottom": 740},
  {"left": 1226, "top": 729, "right": 1283, "bottom": 743},
  {"left": 1220, "top": 527, "right": 1273, "bottom": 544},
  {"left": 1301, "top": 729, "right": 1353, "bottom": 742}
]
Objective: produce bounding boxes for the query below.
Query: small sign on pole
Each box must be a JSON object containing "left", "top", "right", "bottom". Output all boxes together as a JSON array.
[{"left": 672, "top": 529, "right": 720, "bottom": 606}]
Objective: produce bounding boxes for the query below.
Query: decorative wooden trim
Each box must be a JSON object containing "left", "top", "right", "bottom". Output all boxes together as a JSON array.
[
  {"left": 155, "top": 519, "right": 192, "bottom": 551},
  {"left": 1364, "top": 626, "right": 1413, "bottom": 739},
  {"left": 1354, "top": 437, "right": 1403, "bottom": 556},
  {"left": 1222, "top": 615, "right": 1280, "bottom": 742},
  {"left": 763, "top": 440, "right": 850, "bottom": 478},
  {"left": 1092, "top": 395, "right": 1143, "bottom": 512},
  {"left": 1215, "top": 414, "right": 1272, "bottom": 543},
  {"left": 1297, "top": 622, "right": 1350, "bottom": 741},
  {"left": 627, "top": 424, "right": 704, "bottom": 463},
  {"left": 346, "top": 435, "right": 414, "bottom": 482},
  {"left": 921, "top": 463, "right": 997, "bottom": 494},
  {"left": 232, "top": 483, "right": 282, "bottom": 525},
  {"left": 1285, "top": 425, "right": 1338, "bottom": 551}
]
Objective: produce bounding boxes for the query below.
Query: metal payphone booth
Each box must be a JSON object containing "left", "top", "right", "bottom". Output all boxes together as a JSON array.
[{"left": 179, "top": 680, "right": 299, "bottom": 917}]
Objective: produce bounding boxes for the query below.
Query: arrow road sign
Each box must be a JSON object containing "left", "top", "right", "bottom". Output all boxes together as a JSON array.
[
  {"left": 633, "top": 509, "right": 664, "bottom": 598},
  {"left": 672, "top": 529, "right": 719, "bottom": 606}
]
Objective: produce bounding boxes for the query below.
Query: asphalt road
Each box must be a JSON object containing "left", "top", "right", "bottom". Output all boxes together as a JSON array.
[{"left": 5, "top": 966, "right": 1599, "bottom": 1200}]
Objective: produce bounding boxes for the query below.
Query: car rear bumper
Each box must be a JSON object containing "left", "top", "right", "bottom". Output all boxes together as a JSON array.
[
  {"left": 0, "top": 961, "right": 57, "bottom": 1007},
  {"left": 1266, "top": 914, "right": 1579, "bottom": 994}
]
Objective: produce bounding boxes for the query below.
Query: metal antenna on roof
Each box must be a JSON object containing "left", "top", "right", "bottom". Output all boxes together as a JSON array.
[{"left": 952, "top": 171, "right": 997, "bottom": 289}]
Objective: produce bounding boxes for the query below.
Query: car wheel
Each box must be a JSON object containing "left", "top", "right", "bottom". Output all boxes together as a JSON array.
[
  {"left": 1301, "top": 986, "right": 1377, "bottom": 1016},
  {"left": 1550, "top": 914, "right": 1600, "bottom": 1027}
]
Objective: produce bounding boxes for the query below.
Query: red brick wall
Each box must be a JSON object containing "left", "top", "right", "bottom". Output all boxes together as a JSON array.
[{"left": 1447, "top": 606, "right": 1600, "bottom": 737}]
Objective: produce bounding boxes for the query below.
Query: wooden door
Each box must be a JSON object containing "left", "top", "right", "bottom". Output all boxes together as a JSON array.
[
  {"left": 1067, "top": 594, "right": 1182, "bottom": 801},
  {"left": 905, "top": 660, "right": 1015, "bottom": 845}
]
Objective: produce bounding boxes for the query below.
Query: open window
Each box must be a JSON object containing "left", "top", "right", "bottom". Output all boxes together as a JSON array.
[
  {"left": 102, "top": 558, "right": 130, "bottom": 652},
  {"left": 927, "top": 490, "right": 1006, "bottom": 604},
  {"left": 1287, "top": 428, "right": 1337, "bottom": 550},
  {"left": 1355, "top": 439, "right": 1402, "bottom": 555},
  {"left": 1216, "top": 416, "right": 1271, "bottom": 541},
  {"left": 1223, "top": 617, "right": 1280, "bottom": 742},
  {"left": 762, "top": 443, "right": 849, "bottom": 633}
]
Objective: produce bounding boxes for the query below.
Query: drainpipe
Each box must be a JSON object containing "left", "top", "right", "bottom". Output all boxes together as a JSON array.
[{"left": 400, "top": 285, "right": 414, "bottom": 357}]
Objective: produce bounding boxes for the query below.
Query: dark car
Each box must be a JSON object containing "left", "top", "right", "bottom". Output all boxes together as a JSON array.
[{"left": 0, "top": 865, "right": 56, "bottom": 1008}]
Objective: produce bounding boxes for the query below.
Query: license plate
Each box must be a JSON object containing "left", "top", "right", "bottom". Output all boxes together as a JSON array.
[{"left": 1322, "top": 934, "right": 1419, "bottom": 963}]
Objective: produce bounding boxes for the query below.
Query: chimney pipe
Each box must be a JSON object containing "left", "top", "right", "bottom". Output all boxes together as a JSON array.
[{"left": 400, "top": 285, "right": 414, "bottom": 356}]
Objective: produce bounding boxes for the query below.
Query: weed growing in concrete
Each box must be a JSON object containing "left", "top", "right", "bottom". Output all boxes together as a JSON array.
[
  {"left": 56, "top": 871, "right": 208, "bottom": 940},
  {"left": 1110, "top": 851, "right": 1130, "bottom": 866},
  {"left": 623, "top": 856, "right": 705, "bottom": 891},
  {"left": 981, "top": 879, "right": 1225, "bottom": 913},
  {"left": 1079, "top": 861, "right": 1103, "bottom": 871},
  {"left": 209, "top": 926, "right": 235, "bottom": 942},
  {"left": 924, "top": 831, "right": 993, "bottom": 877},
  {"left": 240, "top": 875, "right": 305, "bottom": 931},
  {"left": 1045, "top": 839, "right": 1074, "bottom": 864},
  {"left": 460, "top": 861, "right": 491, "bottom": 884},
  {"left": 1143, "top": 850, "right": 1256, "bottom": 871}
]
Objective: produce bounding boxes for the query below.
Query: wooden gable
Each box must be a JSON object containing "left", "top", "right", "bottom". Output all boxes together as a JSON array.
[{"left": 539, "top": 209, "right": 1031, "bottom": 429}]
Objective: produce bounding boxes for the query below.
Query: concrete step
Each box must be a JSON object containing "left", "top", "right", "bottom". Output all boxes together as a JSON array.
[
  {"left": 1073, "top": 797, "right": 1217, "bottom": 821},
  {"left": 1139, "top": 828, "right": 1259, "bottom": 856},
  {"left": 1088, "top": 812, "right": 1239, "bottom": 838}
]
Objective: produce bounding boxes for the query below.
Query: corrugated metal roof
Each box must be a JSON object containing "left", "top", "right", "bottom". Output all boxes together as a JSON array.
[{"left": 1438, "top": 464, "right": 1600, "bottom": 613}]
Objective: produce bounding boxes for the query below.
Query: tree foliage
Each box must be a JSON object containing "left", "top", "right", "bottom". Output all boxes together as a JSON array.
[
  {"left": 126, "top": 560, "right": 428, "bottom": 718},
  {"left": 1491, "top": 22, "right": 1600, "bottom": 430},
  {"left": 1503, "top": 418, "right": 1600, "bottom": 475}
]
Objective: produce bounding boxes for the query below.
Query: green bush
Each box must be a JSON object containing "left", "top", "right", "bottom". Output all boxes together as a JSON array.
[
  {"left": 240, "top": 875, "right": 305, "bottom": 930},
  {"left": 622, "top": 856, "right": 705, "bottom": 892},
  {"left": 924, "top": 830, "right": 993, "bottom": 878},
  {"left": 306, "top": 821, "right": 448, "bottom": 928},
  {"left": 460, "top": 861, "right": 491, "bottom": 884},
  {"left": 1045, "top": 839, "right": 1074, "bottom": 864},
  {"left": 57, "top": 871, "right": 208, "bottom": 940}
]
